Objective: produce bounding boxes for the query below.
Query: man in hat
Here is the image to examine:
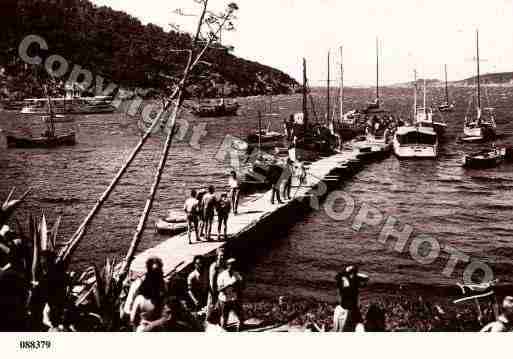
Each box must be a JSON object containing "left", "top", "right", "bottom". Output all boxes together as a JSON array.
[
  {"left": 217, "top": 257, "right": 244, "bottom": 330},
  {"left": 481, "top": 296, "right": 513, "bottom": 332},
  {"left": 333, "top": 265, "right": 368, "bottom": 332}
]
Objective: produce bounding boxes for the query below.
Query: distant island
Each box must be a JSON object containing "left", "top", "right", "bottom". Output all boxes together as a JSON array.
[
  {"left": 0, "top": 0, "right": 299, "bottom": 101},
  {"left": 390, "top": 72, "right": 513, "bottom": 88}
]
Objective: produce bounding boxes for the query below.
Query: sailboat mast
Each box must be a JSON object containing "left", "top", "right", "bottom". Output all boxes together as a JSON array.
[
  {"left": 414, "top": 69, "right": 417, "bottom": 119},
  {"left": 423, "top": 78, "right": 426, "bottom": 115},
  {"left": 444, "top": 64, "right": 449, "bottom": 103},
  {"left": 327, "top": 50, "right": 330, "bottom": 125},
  {"left": 302, "top": 58, "right": 308, "bottom": 132},
  {"left": 257, "top": 110, "right": 262, "bottom": 153},
  {"left": 339, "top": 46, "right": 344, "bottom": 124},
  {"left": 376, "top": 37, "right": 379, "bottom": 101},
  {"left": 476, "top": 29, "right": 481, "bottom": 110}
]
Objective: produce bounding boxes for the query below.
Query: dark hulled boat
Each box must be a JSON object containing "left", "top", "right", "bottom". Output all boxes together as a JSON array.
[
  {"left": 463, "top": 147, "right": 504, "bottom": 169},
  {"left": 7, "top": 133, "right": 76, "bottom": 148}
]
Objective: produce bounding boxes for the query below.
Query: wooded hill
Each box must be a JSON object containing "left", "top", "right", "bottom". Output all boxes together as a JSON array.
[{"left": 0, "top": 0, "right": 299, "bottom": 100}]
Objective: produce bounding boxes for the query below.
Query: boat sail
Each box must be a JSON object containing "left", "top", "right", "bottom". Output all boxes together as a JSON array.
[
  {"left": 462, "top": 30, "right": 496, "bottom": 142},
  {"left": 439, "top": 64, "right": 454, "bottom": 112}
]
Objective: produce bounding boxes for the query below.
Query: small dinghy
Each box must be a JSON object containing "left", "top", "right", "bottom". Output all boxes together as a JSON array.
[
  {"left": 155, "top": 219, "right": 188, "bottom": 235},
  {"left": 155, "top": 210, "right": 188, "bottom": 235},
  {"left": 463, "top": 147, "right": 505, "bottom": 169}
]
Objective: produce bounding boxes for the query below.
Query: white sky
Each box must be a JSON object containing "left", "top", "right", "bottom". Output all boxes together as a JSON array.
[{"left": 90, "top": 0, "right": 513, "bottom": 86}]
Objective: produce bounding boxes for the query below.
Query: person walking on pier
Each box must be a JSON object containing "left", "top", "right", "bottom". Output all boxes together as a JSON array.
[
  {"left": 217, "top": 193, "right": 231, "bottom": 241},
  {"left": 228, "top": 171, "right": 240, "bottom": 215},
  {"left": 217, "top": 258, "right": 244, "bottom": 330},
  {"left": 202, "top": 186, "right": 217, "bottom": 241},
  {"left": 184, "top": 189, "right": 200, "bottom": 244},
  {"left": 187, "top": 255, "right": 208, "bottom": 311},
  {"left": 268, "top": 161, "right": 284, "bottom": 205},
  {"left": 282, "top": 158, "right": 294, "bottom": 201},
  {"left": 333, "top": 265, "right": 369, "bottom": 332},
  {"left": 208, "top": 247, "right": 226, "bottom": 308}
]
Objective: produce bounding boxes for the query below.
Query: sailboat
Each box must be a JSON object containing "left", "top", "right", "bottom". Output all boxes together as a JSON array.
[
  {"left": 7, "top": 86, "right": 76, "bottom": 148},
  {"left": 439, "top": 64, "right": 454, "bottom": 112},
  {"left": 393, "top": 70, "right": 438, "bottom": 159},
  {"left": 462, "top": 30, "right": 497, "bottom": 142},
  {"left": 414, "top": 76, "right": 447, "bottom": 136}
]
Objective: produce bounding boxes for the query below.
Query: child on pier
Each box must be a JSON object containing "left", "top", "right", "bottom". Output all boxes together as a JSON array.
[{"left": 217, "top": 193, "right": 231, "bottom": 241}]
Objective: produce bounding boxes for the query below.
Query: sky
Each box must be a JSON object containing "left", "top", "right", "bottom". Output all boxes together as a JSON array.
[{"left": 90, "top": 0, "right": 513, "bottom": 86}]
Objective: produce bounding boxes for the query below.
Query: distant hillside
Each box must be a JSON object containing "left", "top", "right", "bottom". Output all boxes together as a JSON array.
[
  {"left": 0, "top": 0, "right": 298, "bottom": 100},
  {"left": 452, "top": 72, "right": 513, "bottom": 86},
  {"left": 389, "top": 79, "right": 441, "bottom": 88}
]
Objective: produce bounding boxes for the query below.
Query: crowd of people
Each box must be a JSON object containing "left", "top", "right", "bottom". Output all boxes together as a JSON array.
[{"left": 124, "top": 248, "right": 245, "bottom": 332}]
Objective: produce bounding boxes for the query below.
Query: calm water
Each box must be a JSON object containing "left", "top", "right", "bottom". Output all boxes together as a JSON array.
[{"left": 1, "top": 87, "right": 512, "bottom": 303}]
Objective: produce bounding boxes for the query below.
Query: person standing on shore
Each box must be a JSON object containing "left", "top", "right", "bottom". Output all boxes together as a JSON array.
[
  {"left": 202, "top": 186, "right": 217, "bottom": 241},
  {"left": 217, "top": 258, "right": 244, "bottom": 330},
  {"left": 228, "top": 171, "right": 240, "bottom": 215},
  {"left": 216, "top": 193, "right": 231, "bottom": 241},
  {"left": 187, "top": 255, "right": 208, "bottom": 311},
  {"left": 333, "top": 265, "right": 369, "bottom": 332},
  {"left": 184, "top": 189, "right": 200, "bottom": 244},
  {"left": 208, "top": 248, "right": 226, "bottom": 308}
]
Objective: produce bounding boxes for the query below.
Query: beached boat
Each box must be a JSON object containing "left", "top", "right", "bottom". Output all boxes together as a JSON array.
[
  {"left": 439, "top": 64, "right": 455, "bottom": 112},
  {"left": 462, "top": 30, "right": 496, "bottom": 142},
  {"left": 463, "top": 147, "right": 504, "bottom": 169}
]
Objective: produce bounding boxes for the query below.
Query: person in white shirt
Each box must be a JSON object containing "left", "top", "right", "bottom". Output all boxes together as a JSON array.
[
  {"left": 184, "top": 189, "right": 200, "bottom": 244},
  {"left": 481, "top": 296, "right": 513, "bottom": 332},
  {"left": 217, "top": 257, "right": 244, "bottom": 330},
  {"left": 207, "top": 247, "right": 225, "bottom": 308}
]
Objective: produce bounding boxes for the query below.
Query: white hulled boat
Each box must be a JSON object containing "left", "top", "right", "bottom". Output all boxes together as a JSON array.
[
  {"left": 462, "top": 30, "right": 496, "bottom": 142},
  {"left": 393, "top": 125, "right": 438, "bottom": 158}
]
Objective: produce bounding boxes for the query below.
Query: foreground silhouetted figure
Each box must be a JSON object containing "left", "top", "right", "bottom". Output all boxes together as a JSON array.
[
  {"left": 333, "top": 265, "right": 369, "bottom": 332},
  {"left": 481, "top": 296, "right": 513, "bottom": 332}
]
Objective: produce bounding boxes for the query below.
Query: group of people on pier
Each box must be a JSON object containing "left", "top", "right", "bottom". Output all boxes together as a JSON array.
[
  {"left": 184, "top": 171, "right": 240, "bottom": 243},
  {"left": 124, "top": 248, "right": 244, "bottom": 332}
]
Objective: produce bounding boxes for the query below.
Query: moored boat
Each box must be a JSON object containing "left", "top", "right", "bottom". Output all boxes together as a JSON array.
[
  {"left": 191, "top": 99, "right": 239, "bottom": 117},
  {"left": 463, "top": 146, "right": 504, "bottom": 169},
  {"left": 7, "top": 133, "right": 76, "bottom": 148},
  {"left": 393, "top": 125, "right": 438, "bottom": 159},
  {"left": 461, "top": 30, "right": 497, "bottom": 142}
]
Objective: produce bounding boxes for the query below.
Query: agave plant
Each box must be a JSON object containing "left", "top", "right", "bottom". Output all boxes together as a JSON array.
[{"left": 73, "top": 258, "right": 127, "bottom": 331}]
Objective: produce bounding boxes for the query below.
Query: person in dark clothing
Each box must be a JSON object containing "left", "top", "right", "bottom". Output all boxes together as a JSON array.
[
  {"left": 267, "top": 161, "right": 284, "bottom": 205},
  {"left": 333, "top": 265, "right": 369, "bottom": 331},
  {"left": 364, "top": 303, "right": 386, "bottom": 331},
  {"left": 282, "top": 158, "right": 294, "bottom": 200}
]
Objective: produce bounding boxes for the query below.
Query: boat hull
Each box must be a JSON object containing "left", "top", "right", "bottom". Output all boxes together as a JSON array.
[
  {"left": 392, "top": 139, "right": 437, "bottom": 159},
  {"left": 7, "top": 133, "right": 76, "bottom": 148}
]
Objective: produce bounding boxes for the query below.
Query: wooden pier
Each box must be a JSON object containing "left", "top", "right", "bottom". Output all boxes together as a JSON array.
[{"left": 130, "top": 149, "right": 361, "bottom": 278}]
